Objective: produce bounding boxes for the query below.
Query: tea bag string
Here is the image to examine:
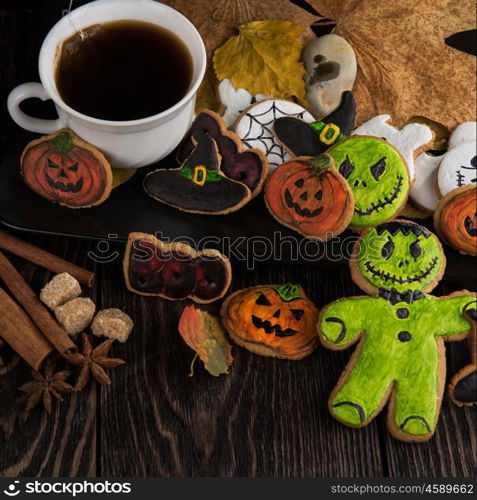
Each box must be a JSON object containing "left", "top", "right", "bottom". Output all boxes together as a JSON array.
[{"left": 62, "top": 0, "right": 85, "bottom": 40}]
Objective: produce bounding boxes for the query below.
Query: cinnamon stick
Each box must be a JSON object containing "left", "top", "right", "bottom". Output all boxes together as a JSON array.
[
  {"left": 0, "top": 287, "right": 54, "bottom": 370},
  {"left": 0, "top": 251, "right": 78, "bottom": 359},
  {"left": 0, "top": 228, "right": 95, "bottom": 287}
]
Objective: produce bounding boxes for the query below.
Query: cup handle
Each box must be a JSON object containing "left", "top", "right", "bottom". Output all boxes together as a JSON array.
[{"left": 7, "top": 82, "right": 63, "bottom": 134}]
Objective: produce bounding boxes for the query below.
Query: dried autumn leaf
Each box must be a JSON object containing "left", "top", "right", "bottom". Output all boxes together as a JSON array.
[
  {"left": 213, "top": 20, "right": 307, "bottom": 100},
  {"left": 112, "top": 168, "right": 136, "bottom": 189},
  {"left": 157, "top": 0, "right": 318, "bottom": 57},
  {"left": 306, "top": 0, "right": 476, "bottom": 128},
  {"left": 178, "top": 305, "right": 233, "bottom": 377},
  {"left": 196, "top": 66, "right": 221, "bottom": 113}
]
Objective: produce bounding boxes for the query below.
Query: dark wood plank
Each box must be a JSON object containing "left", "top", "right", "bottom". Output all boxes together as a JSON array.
[
  {"left": 99, "top": 257, "right": 383, "bottom": 477},
  {"left": 0, "top": 234, "right": 98, "bottom": 477}
]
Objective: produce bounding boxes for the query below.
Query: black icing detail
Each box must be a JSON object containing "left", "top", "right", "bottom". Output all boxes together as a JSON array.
[
  {"left": 273, "top": 91, "right": 356, "bottom": 157},
  {"left": 354, "top": 176, "right": 403, "bottom": 217},
  {"left": 400, "top": 415, "right": 431, "bottom": 433},
  {"left": 333, "top": 401, "right": 365, "bottom": 423},
  {"left": 463, "top": 300, "right": 477, "bottom": 321},
  {"left": 453, "top": 371, "right": 477, "bottom": 404},
  {"left": 339, "top": 156, "right": 354, "bottom": 179},
  {"left": 299, "top": 191, "right": 308, "bottom": 201},
  {"left": 409, "top": 240, "right": 422, "bottom": 260},
  {"left": 464, "top": 215, "right": 477, "bottom": 237},
  {"left": 295, "top": 178, "right": 304, "bottom": 188},
  {"left": 314, "top": 190, "right": 323, "bottom": 200},
  {"left": 291, "top": 308, "right": 304, "bottom": 321},
  {"left": 379, "top": 288, "right": 425, "bottom": 305},
  {"left": 381, "top": 237, "right": 395, "bottom": 260},
  {"left": 273, "top": 309, "right": 281, "bottom": 318},
  {"left": 396, "top": 308, "right": 409, "bottom": 319},
  {"left": 251, "top": 314, "right": 297, "bottom": 337},
  {"left": 365, "top": 257, "right": 438, "bottom": 286},
  {"left": 398, "top": 331, "right": 411, "bottom": 342},
  {"left": 285, "top": 188, "right": 324, "bottom": 218},
  {"left": 256, "top": 292, "right": 272, "bottom": 306},
  {"left": 325, "top": 317, "right": 347, "bottom": 343},
  {"left": 370, "top": 157, "right": 386, "bottom": 181},
  {"left": 375, "top": 221, "right": 431, "bottom": 238}
]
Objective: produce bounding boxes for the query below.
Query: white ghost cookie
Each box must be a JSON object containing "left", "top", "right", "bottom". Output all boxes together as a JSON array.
[
  {"left": 352, "top": 114, "right": 434, "bottom": 181},
  {"left": 218, "top": 79, "right": 267, "bottom": 128},
  {"left": 303, "top": 34, "right": 357, "bottom": 117},
  {"left": 448, "top": 122, "right": 477, "bottom": 149},
  {"left": 437, "top": 141, "right": 477, "bottom": 197},
  {"left": 233, "top": 99, "right": 314, "bottom": 170},
  {"left": 410, "top": 153, "right": 442, "bottom": 211}
]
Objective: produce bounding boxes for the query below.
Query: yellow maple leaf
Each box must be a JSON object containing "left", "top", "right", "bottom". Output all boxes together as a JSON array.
[{"left": 213, "top": 19, "right": 306, "bottom": 101}]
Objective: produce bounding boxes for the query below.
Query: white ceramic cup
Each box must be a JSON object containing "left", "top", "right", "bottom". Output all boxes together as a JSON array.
[{"left": 7, "top": 0, "right": 206, "bottom": 169}]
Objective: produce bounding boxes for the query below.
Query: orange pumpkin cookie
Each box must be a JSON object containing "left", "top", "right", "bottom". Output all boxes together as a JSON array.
[
  {"left": 21, "top": 128, "right": 113, "bottom": 208},
  {"left": 221, "top": 284, "right": 319, "bottom": 360},
  {"left": 434, "top": 185, "right": 476, "bottom": 256},
  {"left": 265, "top": 155, "right": 354, "bottom": 241}
]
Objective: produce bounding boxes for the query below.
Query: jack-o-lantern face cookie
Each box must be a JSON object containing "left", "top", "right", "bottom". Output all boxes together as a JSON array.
[
  {"left": 221, "top": 284, "right": 319, "bottom": 360},
  {"left": 144, "top": 131, "right": 252, "bottom": 214},
  {"left": 123, "top": 232, "right": 231, "bottom": 303},
  {"left": 319, "top": 220, "right": 476, "bottom": 442},
  {"left": 264, "top": 155, "right": 354, "bottom": 241},
  {"left": 20, "top": 129, "right": 113, "bottom": 208},
  {"left": 176, "top": 110, "right": 269, "bottom": 198},
  {"left": 434, "top": 185, "right": 477, "bottom": 256},
  {"left": 327, "top": 136, "right": 410, "bottom": 229}
]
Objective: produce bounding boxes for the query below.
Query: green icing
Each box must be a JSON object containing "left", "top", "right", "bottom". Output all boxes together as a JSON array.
[
  {"left": 308, "top": 121, "right": 346, "bottom": 144},
  {"left": 357, "top": 225, "right": 443, "bottom": 293},
  {"left": 50, "top": 131, "right": 74, "bottom": 154},
  {"left": 327, "top": 137, "right": 409, "bottom": 228},
  {"left": 177, "top": 166, "right": 223, "bottom": 182},
  {"left": 275, "top": 283, "right": 301, "bottom": 302},
  {"left": 321, "top": 294, "right": 476, "bottom": 435}
]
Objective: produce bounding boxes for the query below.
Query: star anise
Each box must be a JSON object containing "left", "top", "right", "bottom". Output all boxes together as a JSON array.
[
  {"left": 19, "top": 357, "right": 74, "bottom": 414},
  {"left": 74, "top": 334, "right": 125, "bottom": 391}
]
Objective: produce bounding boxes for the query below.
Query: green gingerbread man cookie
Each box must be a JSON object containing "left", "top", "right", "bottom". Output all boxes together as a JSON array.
[
  {"left": 318, "top": 220, "right": 476, "bottom": 442},
  {"left": 327, "top": 136, "right": 410, "bottom": 230}
]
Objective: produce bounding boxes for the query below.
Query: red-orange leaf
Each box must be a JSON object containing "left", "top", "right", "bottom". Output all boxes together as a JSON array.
[{"left": 178, "top": 305, "right": 233, "bottom": 376}]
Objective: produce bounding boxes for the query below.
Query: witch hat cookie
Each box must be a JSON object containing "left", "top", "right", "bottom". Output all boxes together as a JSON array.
[
  {"left": 274, "top": 91, "right": 356, "bottom": 157},
  {"left": 144, "top": 131, "right": 251, "bottom": 215}
]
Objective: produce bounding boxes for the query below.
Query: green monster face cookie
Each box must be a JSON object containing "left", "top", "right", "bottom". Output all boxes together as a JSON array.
[
  {"left": 356, "top": 221, "right": 444, "bottom": 293},
  {"left": 327, "top": 136, "right": 410, "bottom": 228}
]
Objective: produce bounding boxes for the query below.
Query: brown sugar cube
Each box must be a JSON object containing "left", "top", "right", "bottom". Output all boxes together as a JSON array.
[
  {"left": 55, "top": 297, "right": 96, "bottom": 335},
  {"left": 40, "top": 272, "right": 82, "bottom": 310},
  {"left": 91, "top": 308, "right": 133, "bottom": 343}
]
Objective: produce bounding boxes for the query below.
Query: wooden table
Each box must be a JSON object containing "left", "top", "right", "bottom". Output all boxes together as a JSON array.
[{"left": 0, "top": 0, "right": 476, "bottom": 478}]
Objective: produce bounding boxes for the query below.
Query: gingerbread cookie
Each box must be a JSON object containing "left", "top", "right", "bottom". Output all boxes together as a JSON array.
[
  {"left": 176, "top": 110, "right": 269, "bottom": 198},
  {"left": 123, "top": 232, "right": 231, "bottom": 303},
  {"left": 409, "top": 153, "right": 442, "bottom": 212},
  {"left": 352, "top": 114, "right": 434, "bottom": 181},
  {"left": 433, "top": 184, "right": 477, "bottom": 256},
  {"left": 303, "top": 34, "right": 357, "bottom": 117},
  {"left": 234, "top": 99, "right": 314, "bottom": 170},
  {"left": 218, "top": 79, "right": 267, "bottom": 128},
  {"left": 449, "top": 307, "right": 476, "bottom": 407},
  {"left": 437, "top": 141, "right": 477, "bottom": 198},
  {"left": 274, "top": 91, "right": 356, "bottom": 158},
  {"left": 144, "top": 131, "right": 251, "bottom": 214},
  {"left": 326, "top": 136, "right": 410, "bottom": 230},
  {"left": 221, "top": 284, "right": 319, "bottom": 360},
  {"left": 264, "top": 155, "right": 354, "bottom": 241},
  {"left": 318, "top": 220, "right": 476, "bottom": 442},
  {"left": 20, "top": 129, "right": 113, "bottom": 208}
]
